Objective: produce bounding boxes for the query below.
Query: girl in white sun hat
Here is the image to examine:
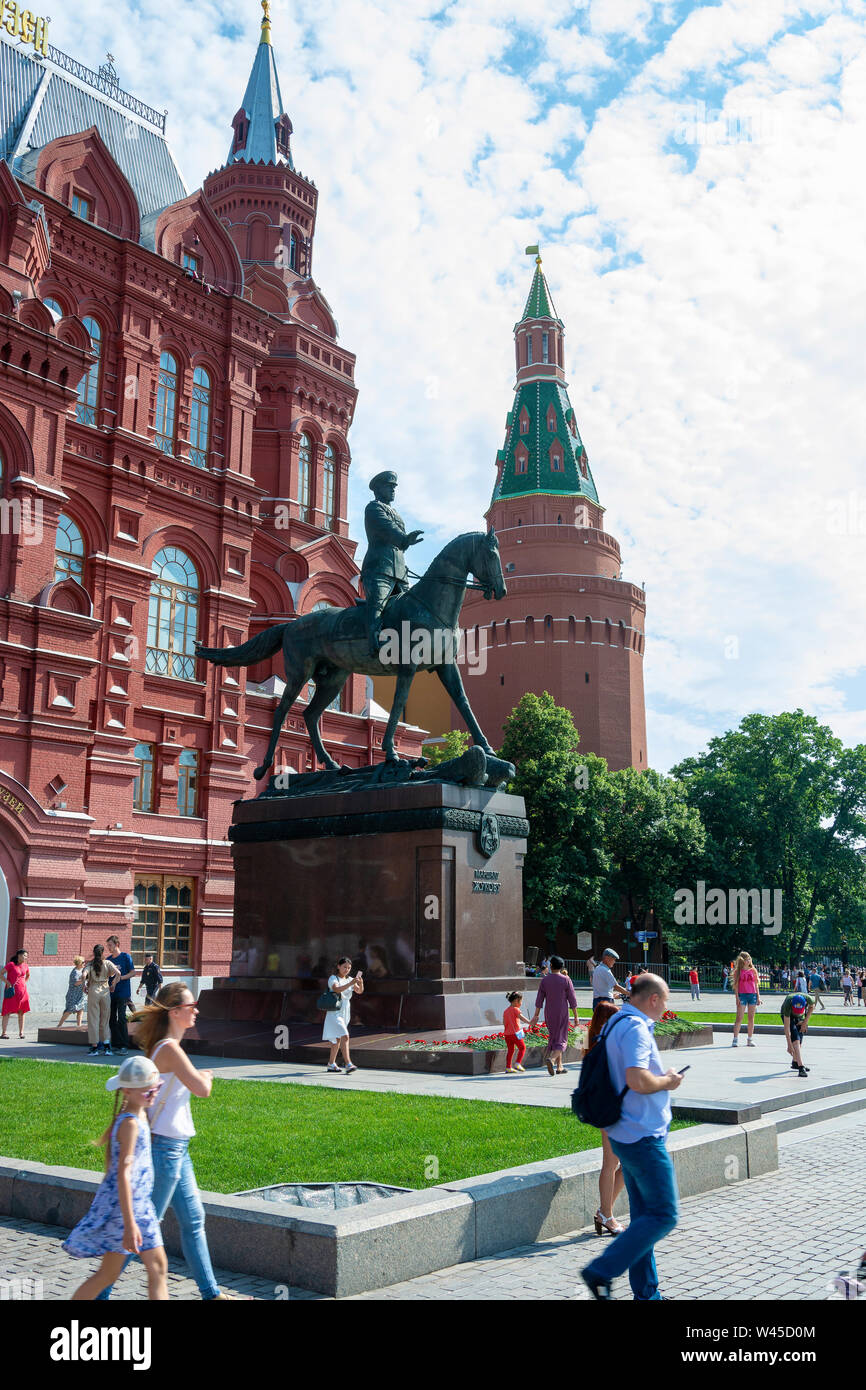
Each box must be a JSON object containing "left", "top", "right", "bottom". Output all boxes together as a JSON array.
[{"left": 63, "top": 1055, "right": 168, "bottom": 1299}]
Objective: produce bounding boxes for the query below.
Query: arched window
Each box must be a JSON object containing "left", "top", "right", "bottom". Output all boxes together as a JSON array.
[
  {"left": 189, "top": 366, "right": 211, "bottom": 468},
  {"left": 43, "top": 298, "right": 64, "bottom": 323},
  {"left": 526, "top": 335, "right": 533, "bottom": 366},
  {"left": 322, "top": 443, "right": 335, "bottom": 530},
  {"left": 154, "top": 351, "right": 179, "bottom": 456},
  {"left": 146, "top": 547, "right": 199, "bottom": 680},
  {"left": 76, "top": 317, "right": 101, "bottom": 426},
  {"left": 290, "top": 231, "right": 298, "bottom": 272},
  {"left": 297, "top": 432, "right": 311, "bottom": 521},
  {"left": 542, "top": 332, "right": 549, "bottom": 363},
  {"left": 55, "top": 514, "right": 85, "bottom": 582}
]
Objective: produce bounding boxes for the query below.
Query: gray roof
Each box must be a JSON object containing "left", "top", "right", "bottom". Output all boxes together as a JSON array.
[
  {"left": 227, "top": 37, "right": 292, "bottom": 169},
  {"left": 1, "top": 35, "right": 187, "bottom": 221}
]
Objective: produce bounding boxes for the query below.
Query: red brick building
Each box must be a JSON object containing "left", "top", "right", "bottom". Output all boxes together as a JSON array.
[
  {"left": 0, "top": 17, "right": 421, "bottom": 1006},
  {"left": 459, "top": 255, "right": 648, "bottom": 771}
]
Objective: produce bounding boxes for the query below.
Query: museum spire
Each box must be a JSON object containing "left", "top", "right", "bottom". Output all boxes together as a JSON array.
[{"left": 226, "top": 0, "right": 294, "bottom": 169}]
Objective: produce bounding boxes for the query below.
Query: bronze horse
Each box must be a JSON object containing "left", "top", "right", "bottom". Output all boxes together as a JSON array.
[{"left": 197, "top": 529, "right": 506, "bottom": 778}]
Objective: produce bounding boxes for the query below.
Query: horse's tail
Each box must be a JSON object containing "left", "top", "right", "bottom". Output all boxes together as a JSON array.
[{"left": 197, "top": 625, "right": 286, "bottom": 667}]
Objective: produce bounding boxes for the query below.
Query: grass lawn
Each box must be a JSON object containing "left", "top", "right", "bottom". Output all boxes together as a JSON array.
[
  {"left": 0, "top": 1058, "right": 692, "bottom": 1191},
  {"left": 673, "top": 1011, "right": 866, "bottom": 1028}
]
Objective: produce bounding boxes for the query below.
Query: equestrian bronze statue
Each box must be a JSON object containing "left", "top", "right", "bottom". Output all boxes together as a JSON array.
[{"left": 197, "top": 526, "right": 506, "bottom": 780}]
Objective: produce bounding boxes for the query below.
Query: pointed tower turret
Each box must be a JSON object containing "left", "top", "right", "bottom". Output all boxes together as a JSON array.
[
  {"left": 203, "top": 2, "right": 358, "bottom": 546},
  {"left": 458, "top": 249, "right": 649, "bottom": 772},
  {"left": 227, "top": 0, "right": 294, "bottom": 168},
  {"left": 204, "top": 0, "right": 319, "bottom": 283},
  {"left": 493, "top": 248, "right": 600, "bottom": 517}
]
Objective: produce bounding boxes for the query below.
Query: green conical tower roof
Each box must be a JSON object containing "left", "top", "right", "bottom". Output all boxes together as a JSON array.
[
  {"left": 492, "top": 254, "right": 600, "bottom": 507},
  {"left": 492, "top": 381, "right": 599, "bottom": 504},
  {"left": 520, "top": 261, "right": 561, "bottom": 323}
]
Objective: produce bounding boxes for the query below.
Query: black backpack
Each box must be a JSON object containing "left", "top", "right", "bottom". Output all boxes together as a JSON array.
[{"left": 571, "top": 1013, "right": 632, "bottom": 1128}]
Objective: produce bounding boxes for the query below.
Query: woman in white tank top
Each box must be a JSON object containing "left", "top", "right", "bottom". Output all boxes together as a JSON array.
[{"left": 94, "top": 981, "right": 235, "bottom": 1302}]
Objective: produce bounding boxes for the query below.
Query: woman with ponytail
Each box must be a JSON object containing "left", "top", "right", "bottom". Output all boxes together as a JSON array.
[
  {"left": 731, "top": 950, "right": 761, "bottom": 1047},
  {"left": 83, "top": 945, "right": 120, "bottom": 1056},
  {"left": 96, "top": 982, "right": 235, "bottom": 1301}
]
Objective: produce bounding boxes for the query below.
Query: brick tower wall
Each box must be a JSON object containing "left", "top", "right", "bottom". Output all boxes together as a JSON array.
[{"left": 457, "top": 494, "right": 648, "bottom": 770}]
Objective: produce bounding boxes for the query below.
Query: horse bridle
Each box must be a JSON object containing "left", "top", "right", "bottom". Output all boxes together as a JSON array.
[{"left": 406, "top": 568, "right": 488, "bottom": 592}]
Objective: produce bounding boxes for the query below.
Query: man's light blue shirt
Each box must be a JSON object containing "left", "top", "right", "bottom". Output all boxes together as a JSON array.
[{"left": 603, "top": 1001, "right": 672, "bottom": 1144}]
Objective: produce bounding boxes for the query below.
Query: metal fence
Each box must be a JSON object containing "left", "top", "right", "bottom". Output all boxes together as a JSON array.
[{"left": 541, "top": 958, "right": 865, "bottom": 994}]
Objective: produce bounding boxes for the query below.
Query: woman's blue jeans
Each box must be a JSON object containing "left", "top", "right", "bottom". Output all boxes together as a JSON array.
[
  {"left": 583, "top": 1134, "right": 679, "bottom": 1300},
  {"left": 95, "top": 1135, "right": 220, "bottom": 1300}
]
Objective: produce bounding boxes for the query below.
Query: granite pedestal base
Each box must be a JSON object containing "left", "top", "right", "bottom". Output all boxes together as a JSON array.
[{"left": 194, "top": 778, "right": 529, "bottom": 1051}]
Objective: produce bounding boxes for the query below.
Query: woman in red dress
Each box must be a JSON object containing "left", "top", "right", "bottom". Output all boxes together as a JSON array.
[{"left": 1, "top": 949, "right": 31, "bottom": 1039}]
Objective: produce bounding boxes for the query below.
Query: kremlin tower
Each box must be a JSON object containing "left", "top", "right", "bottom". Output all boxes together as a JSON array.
[{"left": 459, "top": 252, "right": 648, "bottom": 771}]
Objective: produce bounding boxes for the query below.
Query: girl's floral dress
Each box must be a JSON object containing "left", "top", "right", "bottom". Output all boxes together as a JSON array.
[{"left": 63, "top": 1112, "right": 162, "bottom": 1257}]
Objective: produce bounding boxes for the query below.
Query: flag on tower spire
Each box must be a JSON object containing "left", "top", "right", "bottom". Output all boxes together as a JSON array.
[{"left": 520, "top": 245, "right": 561, "bottom": 323}]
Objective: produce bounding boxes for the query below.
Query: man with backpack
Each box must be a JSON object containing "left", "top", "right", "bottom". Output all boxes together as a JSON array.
[{"left": 580, "top": 972, "right": 684, "bottom": 1301}]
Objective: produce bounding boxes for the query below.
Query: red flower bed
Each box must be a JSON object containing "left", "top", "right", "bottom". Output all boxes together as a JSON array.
[{"left": 401, "top": 1020, "right": 586, "bottom": 1052}]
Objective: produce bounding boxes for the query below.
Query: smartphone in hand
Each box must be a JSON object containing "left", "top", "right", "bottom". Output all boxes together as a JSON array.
[{"left": 676, "top": 1065, "right": 691, "bottom": 1075}]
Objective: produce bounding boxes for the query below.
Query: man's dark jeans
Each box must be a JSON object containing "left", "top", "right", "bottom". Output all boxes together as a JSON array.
[
  {"left": 109, "top": 993, "right": 130, "bottom": 1050},
  {"left": 583, "top": 1134, "right": 679, "bottom": 1300}
]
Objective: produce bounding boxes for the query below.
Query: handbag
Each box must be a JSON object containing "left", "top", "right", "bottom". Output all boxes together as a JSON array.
[
  {"left": 317, "top": 988, "right": 341, "bottom": 1011},
  {"left": 3, "top": 985, "right": 14, "bottom": 1000}
]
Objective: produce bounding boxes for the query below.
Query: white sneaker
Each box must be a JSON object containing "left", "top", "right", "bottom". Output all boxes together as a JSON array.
[
  {"left": 731, "top": 1038, "right": 738, "bottom": 1047},
  {"left": 326, "top": 1062, "right": 342, "bottom": 1073},
  {"left": 747, "top": 1038, "right": 756, "bottom": 1047}
]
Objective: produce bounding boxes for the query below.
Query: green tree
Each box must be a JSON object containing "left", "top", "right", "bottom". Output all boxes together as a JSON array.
[
  {"left": 599, "top": 767, "right": 706, "bottom": 957},
  {"left": 672, "top": 711, "right": 866, "bottom": 961},
  {"left": 423, "top": 729, "right": 470, "bottom": 767},
  {"left": 499, "top": 693, "right": 611, "bottom": 938}
]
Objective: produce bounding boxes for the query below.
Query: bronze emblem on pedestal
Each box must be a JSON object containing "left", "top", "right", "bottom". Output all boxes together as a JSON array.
[{"left": 478, "top": 812, "right": 500, "bottom": 859}]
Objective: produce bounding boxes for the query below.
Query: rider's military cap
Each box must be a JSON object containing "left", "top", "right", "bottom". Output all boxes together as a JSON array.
[{"left": 369, "top": 471, "right": 398, "bottom": 492}]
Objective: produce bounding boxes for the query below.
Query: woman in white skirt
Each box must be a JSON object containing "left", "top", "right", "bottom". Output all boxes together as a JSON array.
[{"left": 323, "top": 957, "right": 364, "bottom": 1074}]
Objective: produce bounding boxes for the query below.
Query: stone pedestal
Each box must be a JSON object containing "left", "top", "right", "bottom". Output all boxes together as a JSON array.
[{"left": 195, "top": 779, "right": 528, "bottom": 1037}]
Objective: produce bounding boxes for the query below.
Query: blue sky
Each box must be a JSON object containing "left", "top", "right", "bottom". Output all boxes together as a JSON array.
[{"left": 55, "top": 0, "right": 866, "bottom": 771}]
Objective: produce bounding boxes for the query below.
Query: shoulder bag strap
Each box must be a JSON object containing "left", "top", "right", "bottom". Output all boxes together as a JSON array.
[{"left": 148, "top": 1040, "right": 177, "bottom": 1129}]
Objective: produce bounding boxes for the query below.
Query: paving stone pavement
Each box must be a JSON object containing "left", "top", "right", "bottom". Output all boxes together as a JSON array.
[
  {"left": 0, "top": 1219, "right": 321, "bottom": 1301},
  {"left": 349, "top": 1111, "right": 866, "bottom": 1301},
  {"left": 1, "top": 1112, "right": 863, "bottom": 1300}
]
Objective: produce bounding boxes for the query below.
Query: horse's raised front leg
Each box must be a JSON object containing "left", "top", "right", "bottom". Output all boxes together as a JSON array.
[
  {"left": 382, "top": 667, "right": 416, "bottom": 762},
  {"left": 435, "top": 660, "right": 494, "bottom": 754}
]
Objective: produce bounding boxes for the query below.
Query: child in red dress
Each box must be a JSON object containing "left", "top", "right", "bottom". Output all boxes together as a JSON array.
[{"left": 503, "top": 991, "right": 531, "bottom": 1072}]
